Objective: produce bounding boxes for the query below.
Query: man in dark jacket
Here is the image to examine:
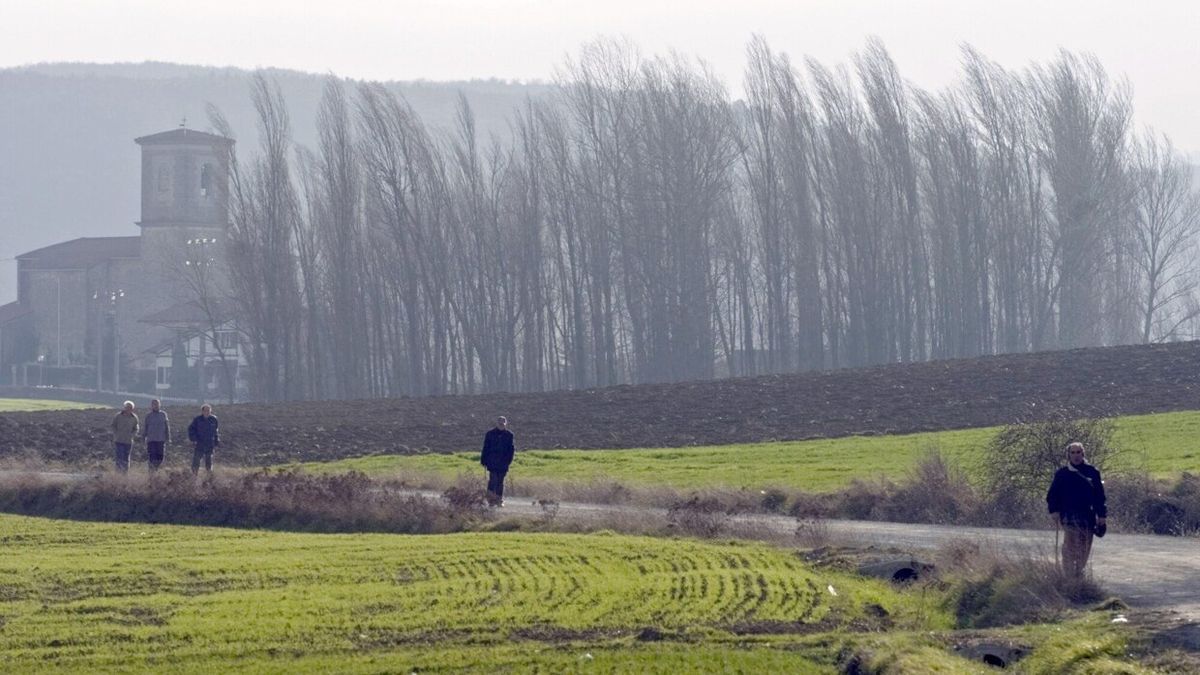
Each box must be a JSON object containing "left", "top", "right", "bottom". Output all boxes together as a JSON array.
[
  {"left": 143, "top": 399, "right": 171, "bottom": 473},
  {"left": 1046, "top": 442, "right": 1107, "bottom": 577},
  {"left": 480, "top": 416, "right": 515, "bottom": 507},
  {"left": 187, "top": 404, "right": 220, "bottom": 476}
]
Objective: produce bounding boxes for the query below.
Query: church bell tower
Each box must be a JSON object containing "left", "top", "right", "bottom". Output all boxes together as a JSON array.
[{"left": 134, "top": 126, "right": 234, "bottom": 298}]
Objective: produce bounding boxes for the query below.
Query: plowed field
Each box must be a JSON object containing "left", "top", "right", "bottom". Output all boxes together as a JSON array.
[{"left": 2, "top": 341, "right": 1198, "bottom": 467}]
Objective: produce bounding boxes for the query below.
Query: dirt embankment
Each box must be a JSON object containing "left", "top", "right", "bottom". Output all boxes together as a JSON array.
[{"left": 1, "top": 341, "right": 1198, "bottom": 467}]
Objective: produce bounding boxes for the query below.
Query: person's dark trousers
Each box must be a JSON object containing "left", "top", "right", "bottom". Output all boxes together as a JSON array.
[
  {"left": 191, "top": 446, "right": 213, "bottom": 474},
  {"left": 114, "top": 443, "right": 131, "bottom": 474},
  {"left": 487, "top": 469, "right": 507, "bottom": 505},
  {"left": 146, "top": 442, "right": 165, "bottom": 472}
]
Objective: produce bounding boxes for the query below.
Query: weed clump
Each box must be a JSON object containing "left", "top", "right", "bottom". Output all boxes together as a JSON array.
[
  {"left": 936, "top": 539, "right": 1105, "bottom": 628},
  {"left": 666, "top": 495, "right": 730, "bottom": 538}
]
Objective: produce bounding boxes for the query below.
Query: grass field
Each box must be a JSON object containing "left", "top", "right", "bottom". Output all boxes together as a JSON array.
[
  {"left": 297, "top": 410, "right": 1200, "bottom": 493},
  {"left": 0, "top": 514, "right": 1147, "bottom": 673},
  {"left": 0, "top": 397, "right": 98, "bottom": 412}
]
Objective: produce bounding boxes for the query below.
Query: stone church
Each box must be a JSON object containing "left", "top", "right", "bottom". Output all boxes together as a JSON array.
[{"left": 0, "top": 127, "right": 247, "bottom": 399}]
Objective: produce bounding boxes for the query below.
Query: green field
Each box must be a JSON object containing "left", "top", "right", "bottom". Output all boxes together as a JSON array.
[
  {"left": 0, "top": 397, "right": 98, "bottom": 412},
  {"left": 0, "top": 514, "right": 1146, "bottom": 673},
  {"left": 300, "top": 410, "right": 1200, "bottom": 492}
]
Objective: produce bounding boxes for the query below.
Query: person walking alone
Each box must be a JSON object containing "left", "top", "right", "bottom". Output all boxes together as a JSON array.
[
  {"left": 480, "top": 416, "right": 515, "bottom": 507},
  {"left": 143, "top": 399, "right": 171, "bottom": 473},
  {"left": 187, "top": 404, "right": 220, "bottom": 476},
  {"left": 1047, "top": 442, "right": 1107, "bottom": 578},
  {"left": 111, "top": 400, "right": 139, "bottom": 474}
]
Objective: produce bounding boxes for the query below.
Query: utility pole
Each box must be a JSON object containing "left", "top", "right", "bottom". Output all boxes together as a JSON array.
[{"left": 93, "top": 289, "right": 124, "bottom": 393}]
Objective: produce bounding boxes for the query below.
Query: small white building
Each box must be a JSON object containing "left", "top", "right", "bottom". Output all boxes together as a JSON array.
[{"left": 141, "top": 300, "right": 248, "bottom": 401}]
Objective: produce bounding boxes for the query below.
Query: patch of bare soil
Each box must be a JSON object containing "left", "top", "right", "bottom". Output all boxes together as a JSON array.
[{"left": 1, "top": 341, "right": 1198, "bottom": 468}]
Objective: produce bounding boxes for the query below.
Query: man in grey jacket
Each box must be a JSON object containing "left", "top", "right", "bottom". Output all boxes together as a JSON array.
[
  {"left": 143, "top": 399, "right": 171, "bottom": 473},
  {"left": 111, "top": 400, "right": 139, "bottom": 474}
]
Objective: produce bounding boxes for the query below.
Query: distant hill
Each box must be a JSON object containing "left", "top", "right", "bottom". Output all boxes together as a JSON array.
[{"left": 0, "top": 62, "right": 552, "bottom": 303}]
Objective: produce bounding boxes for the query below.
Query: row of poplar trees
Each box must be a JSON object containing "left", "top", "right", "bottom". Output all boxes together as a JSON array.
[{"left": 207, "top": 38, "right": 1200, "bottom": 401}]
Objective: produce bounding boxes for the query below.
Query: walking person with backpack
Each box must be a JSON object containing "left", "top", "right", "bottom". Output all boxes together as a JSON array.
[
  {"left": 187, "top": 404, "right": 220, "bottom": 477},
  {"left": 1047, "top": 442, "right": 1108, "bottom": 577},
  {"left": 480, "top": 416, "right": 516, "bottom": 507}
]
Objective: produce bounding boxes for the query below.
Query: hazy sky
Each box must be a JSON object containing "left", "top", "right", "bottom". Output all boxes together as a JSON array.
[{"left": 3, "top": 0, "right": 1198, "bottom": 151}]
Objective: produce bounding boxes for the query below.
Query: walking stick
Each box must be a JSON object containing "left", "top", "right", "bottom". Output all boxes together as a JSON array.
[{"left": 1054, "top": 518, "right": 1061, "bottom": 572}]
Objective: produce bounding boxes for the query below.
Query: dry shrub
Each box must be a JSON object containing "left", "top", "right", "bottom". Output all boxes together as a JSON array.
[
  {"left": 831, "top": 478, "right": 896, "bottom": 520},
  {"left": 934, "top": 539, "right": 1105, "bottom": 628},
  {"left": 441, "top": 473, "right": 489, "bottom": 513},
  {"left": 882, "top": 450, "right": 979, "bottom": 524},
  {"left": 794, "top": 516, "right": 831, "bottom": 548},
  {"left": 787, "top": 491, "right": 832, "bottom": 519},
  {"left": 0, "top": 469, "right": 470, "bottom": 534},
  {"left": 759, "top": 488, "right": 788, "bottom": 513},
  {"left": 666, "top": 495, "right": 729, "bottom": 538},
  {"left": 1107, "top": 471, "right": 1200, "bottom": 535}
]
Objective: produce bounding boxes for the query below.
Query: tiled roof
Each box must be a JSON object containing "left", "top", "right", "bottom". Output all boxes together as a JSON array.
[
  {"left": 0, "top": 301, "right": 32, "bottom": 326},
  {"left": 17, "top": 237, "right": 140, "bottom": 270},
  {"left": 138, "top": 299, "right": 232, "bottom": 327},
  {"left": 135, "top": 128, "right": 234, "bottom": 146}
]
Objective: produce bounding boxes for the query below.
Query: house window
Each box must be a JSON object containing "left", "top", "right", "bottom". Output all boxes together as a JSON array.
[
  {"left": 200, "top": 163, "right": 213, "bottom": 197},
  {"left": 216, "top": 331, "right": 238, "bottom": 350},
  {"left": 156, "top": 366, "right": 172, "bottom": 387}
]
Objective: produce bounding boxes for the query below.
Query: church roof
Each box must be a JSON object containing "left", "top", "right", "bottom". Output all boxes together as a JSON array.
[
  {"left": 135, "top": 128, "right": 234, "bottom": 146},
  {"left": 0, "top": 301, "right": 32, "bottom": 326},
  {"left": 17, "top": 237, "right": 141, "bottom": 271}
]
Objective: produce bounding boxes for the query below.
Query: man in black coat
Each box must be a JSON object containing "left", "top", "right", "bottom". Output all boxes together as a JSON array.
[
  {"left": 187, "top": 404, "right": 221, "bottom": 476},
  {"left": 1046, "top": 442, "right": 1107, "bottom": 577},
  {"left": 480, "top": 416, "right": 516, "bottom": 507}
]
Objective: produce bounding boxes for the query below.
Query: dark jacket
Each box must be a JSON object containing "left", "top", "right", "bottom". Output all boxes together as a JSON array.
[
  {"left": 480, "top": 428, "right": 515, "bottom": 472},
  {"left": 1046, "top": 462, "right": 1106, "bottom": 527},
  {"left": 188, "top": 414, "right": 220, "bottom": 450}
]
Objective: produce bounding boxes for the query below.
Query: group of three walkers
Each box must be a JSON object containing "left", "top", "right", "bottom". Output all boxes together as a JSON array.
[{"left": 111, "top": 400, "right": 220, "bottom": 475}]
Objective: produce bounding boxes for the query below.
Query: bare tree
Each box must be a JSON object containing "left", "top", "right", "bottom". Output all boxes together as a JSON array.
[{"left": 1129, "top": 132, "right": 1200, "bottom": 341}]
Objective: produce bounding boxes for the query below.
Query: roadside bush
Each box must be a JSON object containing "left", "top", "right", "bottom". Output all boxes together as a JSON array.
[
  {"left": 666, "top": 495, "right": 729, "bottom": 538},
  {"left": 881, "top": 450, "right": 979, "bottom": 524},
  {"left": 0, "top": 469, "right": 471, "bottom": 534},
  {"left": 441, "top": 473, "right": 489, "bottom": 513},
  {"left": 831, "top": 478, "right": 895, "bottom": 520},
  {"left": 935, "top": 539, "right": 1105, "bottom": 628},
  {"left": 759, "top": 488, "right": 788, "bottom": 513},
  {"left": 978, "top": 413, "right": 1120, "bottom": 525},
  {"left": 1107, "top": 471, "right": 1200, "bottom": 535}
]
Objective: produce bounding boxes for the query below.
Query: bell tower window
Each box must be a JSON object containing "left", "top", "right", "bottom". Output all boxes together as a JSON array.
[
  {"left": 156, "top": 165, "right": 170, "bottom": 194},
  {"left": 200, "top": 164, "right": 213, "bottom": 198}
]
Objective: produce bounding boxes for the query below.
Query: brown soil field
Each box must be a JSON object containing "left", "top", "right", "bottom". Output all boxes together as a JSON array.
[{"left": 2, "top": 341, "right": 1198, "bottom": 468}]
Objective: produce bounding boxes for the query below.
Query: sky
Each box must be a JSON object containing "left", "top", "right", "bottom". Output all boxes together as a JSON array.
[{"left": 2, "top": 0, "right": 1198, "bottom": 152}]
